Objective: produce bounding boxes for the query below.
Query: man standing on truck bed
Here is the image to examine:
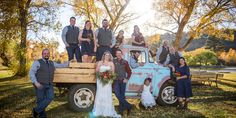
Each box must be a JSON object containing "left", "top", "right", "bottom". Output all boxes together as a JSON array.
[
  {"left": 113, "top": 49, "right": 133, "bottom": 116},
  {"left": 61, "top": 17, "right": 82, "bottom": 62},
  {"left": 95, "top": 19, "right": 115, "bottom": 61},
  {"left": 29, "top": 49, "right": 67, "bottom": 118}
]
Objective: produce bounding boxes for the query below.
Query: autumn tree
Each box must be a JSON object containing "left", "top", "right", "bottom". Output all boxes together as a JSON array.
[
  {"left": 152, "top": 0, "right": 236, "bottom": 50},
  {"left": 0, "top": 0, "right": 62, "bottom": 76},
  {"left": 66, "top": 0, "right": 138, "bottom": 32}
]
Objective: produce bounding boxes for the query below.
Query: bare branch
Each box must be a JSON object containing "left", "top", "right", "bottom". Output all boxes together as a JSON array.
[
  {"left": 100, "top": 0, "right": 114, "bottom": 21},
  {"left": 149, "top": 25, "right": 176, "bottom": 34}
]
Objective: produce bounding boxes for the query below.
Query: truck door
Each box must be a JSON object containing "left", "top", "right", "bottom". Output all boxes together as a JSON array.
[{"left": 125, "top": 50, "right": 154, "bottom": 97}]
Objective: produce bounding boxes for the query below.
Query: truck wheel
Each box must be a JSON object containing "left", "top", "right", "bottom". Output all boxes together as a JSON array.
[
  {"left": 68, "top": 84, "right": 96, "bottom": 112},
  {"left": 157, "top": 82, "right": 178, "bottom": 106}
]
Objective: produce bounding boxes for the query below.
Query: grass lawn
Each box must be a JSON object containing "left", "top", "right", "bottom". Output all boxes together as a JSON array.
[{"left": 0, "top": 67, "right": 236, "bottom": 118}]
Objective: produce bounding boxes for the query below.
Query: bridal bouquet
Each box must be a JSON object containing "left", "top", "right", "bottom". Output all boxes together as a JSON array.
[{"left": 96, "top": 70, "right": 117, "bottom": 86}]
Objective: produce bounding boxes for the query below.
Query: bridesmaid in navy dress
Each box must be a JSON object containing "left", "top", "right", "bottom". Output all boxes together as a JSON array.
[
  {"left": 173, "top": 57, "right": 192, "bottom": 109},
  {"left": 79, "top": 20, "right": 96, "bottom": 62}
]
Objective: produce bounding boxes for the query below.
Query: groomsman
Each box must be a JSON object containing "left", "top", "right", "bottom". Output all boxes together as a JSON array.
[
  {"left": 95, "top": 19, "right": 115, "bottom": 61},
  {"left": 113, "top": 49, "right": 132, "bottom": 116},
  {"left": 61, "top": 17, "right": 82, "bottom": 62},
  {"left": 156, "top": 40, "right": 169, "bottom": 64},
  {"left": 29, "top": 49, "right": 67, "bottom": 118}
]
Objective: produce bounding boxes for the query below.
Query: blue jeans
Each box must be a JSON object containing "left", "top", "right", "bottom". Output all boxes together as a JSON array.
[
  {"left": 114, "top": 80, "right": 132, "bottom": 113},
  {"left": 96, "top": 46, "right": 111, "bottom": 61},
  {"left": 66, "top": 43, "right": 82, "bottom": 62},
  {"left": 34, "top": 84, "right": 54, "bottom": 117}
]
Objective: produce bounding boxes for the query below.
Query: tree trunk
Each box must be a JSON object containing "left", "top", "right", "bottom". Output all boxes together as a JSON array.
[
  {"left": 16, "top": 0, "right": 31, "bottom": 76},
  {"left": 174, "top": 0, "right": 196, "bottom": 50}
]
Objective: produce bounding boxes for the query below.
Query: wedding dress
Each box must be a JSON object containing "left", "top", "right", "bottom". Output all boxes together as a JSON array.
[{"left": 90, "top": 65, "right": 121, "bottom": 118}]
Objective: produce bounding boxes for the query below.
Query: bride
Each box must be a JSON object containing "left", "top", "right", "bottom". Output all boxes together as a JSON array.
[{"left": 90, "top": 51, "right": 121, "bottom": 118}]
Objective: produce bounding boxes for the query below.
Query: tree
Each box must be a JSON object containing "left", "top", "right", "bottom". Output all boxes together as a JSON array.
[
  {"left": 67, "top": 0, "right": 138, "bottom": 32},
  {"left": 152, "top": 0, "right": 236, "bottom": 50},
  {"left": 0, "top": 0, "right": 62, "bottom": 76}
]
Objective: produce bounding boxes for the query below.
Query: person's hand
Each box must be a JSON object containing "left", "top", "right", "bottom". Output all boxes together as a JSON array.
[
  {"left": 86, "top": 39, "right": 91, "bottom": 42},
  {"left": 110, "top": 45, "right": 113, "bottom": 48},
  {"left": 66, "top": 44, "right": 69, "bottom": 47},
  {"left": 123, "top": 79, "right": 128, "bottom": 83},
  {"left": 139, "top": 62, "right": 145, "bottom": 66},
  {"left": 137, "top": 93, "right": 141, "bottom": 96},
  {"left": 96, "top": 44, "right": 100, "bottom": 47},
  {"left": 34, "top": 82, "right": 43, "bottom": 89}
]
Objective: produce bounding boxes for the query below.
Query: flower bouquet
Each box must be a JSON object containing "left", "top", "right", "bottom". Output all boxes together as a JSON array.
[
  {"left": 173, "top": 71, "right": 181, "bottom": 78},
  {"left": 96, "top": 70, "right": 117, "bottom": 86},
  {"left": 87, "top": 33, "right": 93, "bottom": 41}
]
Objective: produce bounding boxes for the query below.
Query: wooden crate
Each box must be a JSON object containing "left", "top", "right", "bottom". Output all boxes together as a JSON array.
[
  {"left": 53, "top": 63, "right": 96, "bottom": 83},
  {"left": 69, "top": 62, "right": 96, "bottom": 69}
]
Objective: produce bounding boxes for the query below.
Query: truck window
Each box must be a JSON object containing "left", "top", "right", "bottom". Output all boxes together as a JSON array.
[{"left": 129, "top": 50, "right": 146, "bottom": 69}]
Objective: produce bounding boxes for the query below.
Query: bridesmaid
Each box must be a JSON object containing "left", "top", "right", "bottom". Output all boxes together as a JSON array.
[
  {"left": 131, "top": 25, "right": 146, "bottom": 47},
  {"left": 112, "top": 30, "right": 124, "bottom": 57},
  {"left": 172, "top": 57, "right": 192, "bottom": 109},
  {"left": 79, "top": 20, "right": 96, "bottom": 62}
]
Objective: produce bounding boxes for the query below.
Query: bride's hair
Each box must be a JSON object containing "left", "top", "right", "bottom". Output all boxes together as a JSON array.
[{"left": 101, "top": 51, "right": 113, "bottom": 62}]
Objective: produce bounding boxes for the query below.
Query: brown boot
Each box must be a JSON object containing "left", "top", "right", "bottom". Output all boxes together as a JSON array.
[
  {"left": 177, "top": 101, "right": 185, "bottom": 109},
  {"left": 184, "top": 100, "right": 189, "bottom": 109}
]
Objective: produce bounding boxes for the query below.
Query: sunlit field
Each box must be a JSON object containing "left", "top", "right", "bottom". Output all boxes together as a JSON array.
[{"left": 0, "top": 66, "right": 236, "bottom": 118}]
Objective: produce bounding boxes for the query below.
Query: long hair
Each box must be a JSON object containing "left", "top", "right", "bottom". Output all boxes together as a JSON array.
[
  {"left": 101, "top": 51, "right": 113, "bottom": 62},
  {"left": 178, "top": 57, "right": 188, "bottom": 66},
  {"left": 116, "top": 30, "right": 124, "bottom": 41},
  {"left": 84, "top": 20, "right": 92, "bottom": 30},
  {"left": 133, "top": 25, "right": 140, "bottom": 34}
]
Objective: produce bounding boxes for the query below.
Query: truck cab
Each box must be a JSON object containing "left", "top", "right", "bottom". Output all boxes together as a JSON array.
[{"left": 121, "top": 45, "right": 177, "bottom": 104}]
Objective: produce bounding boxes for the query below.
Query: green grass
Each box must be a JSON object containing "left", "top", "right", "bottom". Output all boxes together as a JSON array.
[{"left": 0, "top": 67, "right": 236, "bottom": 118}]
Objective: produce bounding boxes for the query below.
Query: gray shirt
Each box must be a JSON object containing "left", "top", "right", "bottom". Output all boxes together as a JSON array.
[
  {"left": 29, "top": 59, "right": 68, "bottom": 84},
  {"left": 130, "top": 56, "right": 139, "bottom": 68},
  {"left": 61, "top": 25, "right": 80, "bottom": 46},
  {"left": 94, "top": 27, "right": 116, "bottom": 47}
]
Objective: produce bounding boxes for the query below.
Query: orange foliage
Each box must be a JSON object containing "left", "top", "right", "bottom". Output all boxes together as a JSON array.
[{"left": 219, "top": 48, "right": 236, "bottom": 64}]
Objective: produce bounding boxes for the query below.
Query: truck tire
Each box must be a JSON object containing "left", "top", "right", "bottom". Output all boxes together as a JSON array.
[
  {"left": 157, "top": 82, "right": 178, "bottom": 106},
  {"left": 68, "top": 84, "right": 96, "bottom": 112}
]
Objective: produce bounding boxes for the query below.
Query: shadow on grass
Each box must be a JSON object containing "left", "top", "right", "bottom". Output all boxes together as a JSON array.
[
  {"left": 0, "top": 75, "right": 18, "bottom": 82},
  {"left": 218, "top": 80, "right": 236, "bottom": 88},
  {"left": 193, "top": 85, "right": 236, "bottom": 96},
  {"left": 220, "top": 78, "right": 236, "bottom": 83},
  {"left": 47, "top": 103, "right": 88, "bottom": 118}
]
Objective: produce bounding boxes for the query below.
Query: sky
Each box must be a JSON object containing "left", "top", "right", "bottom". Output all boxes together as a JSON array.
[{"left": 55, "top": 0, "right": 158, "bottom": 53}]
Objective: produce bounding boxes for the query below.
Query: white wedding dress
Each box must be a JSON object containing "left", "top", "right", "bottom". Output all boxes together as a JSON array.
[{"left": 90, "top": 65, "right": 121, "bottom": 118}]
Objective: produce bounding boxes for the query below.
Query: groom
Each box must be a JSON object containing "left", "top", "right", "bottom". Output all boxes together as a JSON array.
[{"left": 113, "top": 49, "right": 132, "bottom": 116}]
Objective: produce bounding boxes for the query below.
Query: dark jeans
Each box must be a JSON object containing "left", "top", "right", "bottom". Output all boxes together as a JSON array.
[
  {"left": 66, "top": 43, "right": 82, "bottom": 62},
  {"left": 96, "top": 46, "right": 111, "bottom": 61},
  {"left": 114, "top": 80, "right": 132, "bottom": 113},
  {"left": 34, "top": 83, "right": 54, "bottom": 117}
]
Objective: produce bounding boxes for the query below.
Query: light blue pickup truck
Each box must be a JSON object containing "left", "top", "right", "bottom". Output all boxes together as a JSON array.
[{"left": 54, "top": 45, "right": 177, "bottom": 112}]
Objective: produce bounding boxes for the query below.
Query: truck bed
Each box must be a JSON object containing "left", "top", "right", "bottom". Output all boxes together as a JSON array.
[{"left": 53, "top": 63, "right": 96, "bottom": 83}]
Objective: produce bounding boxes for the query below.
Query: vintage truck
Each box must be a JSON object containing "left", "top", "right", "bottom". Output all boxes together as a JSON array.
[{"left": 53, "top": 45, "right": 177, "bottom": 112}]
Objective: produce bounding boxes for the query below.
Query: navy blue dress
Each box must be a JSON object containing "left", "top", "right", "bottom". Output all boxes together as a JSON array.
[
  {"left": 81, "top": 29, "right": 95, "bottom": 56},
  {"left": 175, "top": 65, "right": 192, "bottom": 98}
]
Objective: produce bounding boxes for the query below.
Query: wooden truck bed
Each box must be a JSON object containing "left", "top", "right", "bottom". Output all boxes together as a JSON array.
[{"left": 53, "top": 63, "right": 96, "bottom": 83}]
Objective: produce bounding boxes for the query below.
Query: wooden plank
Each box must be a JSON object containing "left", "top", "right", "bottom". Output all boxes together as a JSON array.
[
  {"left": 69, "top": 63, "right": 96, "bottom": 69},
  {"left": 54, "top": 68, "right": 95, "bottom": 74},
  {"left": 53, "top": 74, "right": 96, "bottom": 83}
]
